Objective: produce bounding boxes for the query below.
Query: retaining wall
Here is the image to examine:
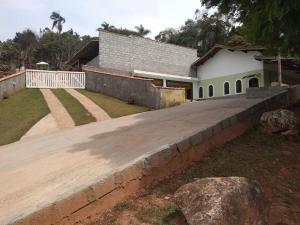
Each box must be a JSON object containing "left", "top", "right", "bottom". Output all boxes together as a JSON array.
[
  {"left": 0, "top": 71, "right": 26, "bottom": 100},
  {"left": 83, "top": 66, "right": 186, "bottom": 109},
  {"left": 13, "top": 86, "right": 300, "bottom": 225}
]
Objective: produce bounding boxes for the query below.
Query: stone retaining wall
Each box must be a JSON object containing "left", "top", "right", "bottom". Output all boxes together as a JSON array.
[
  {"left": 0, "top": 71, "right": 26, "bottom": 100},
  {"left": 12, "top": 86, "right": 300, "bottom": 225},
  {"left": 83, "top": 66, "right": 186, "bottom": 109}
]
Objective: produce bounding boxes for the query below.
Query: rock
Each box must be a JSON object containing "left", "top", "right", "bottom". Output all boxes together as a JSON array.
[
  {"left": 260, "top": 109, "right": 299, "bottom": 133},
  {"left": 174, "top": 177, "right": 266, "bottom": 225}
]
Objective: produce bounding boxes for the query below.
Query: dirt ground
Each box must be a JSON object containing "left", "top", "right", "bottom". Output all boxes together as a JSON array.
[{"left": 92, "top": 107, "right": 300, "bottom": 225}]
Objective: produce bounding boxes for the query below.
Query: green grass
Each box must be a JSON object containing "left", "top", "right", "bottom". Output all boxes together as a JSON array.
[
  {"left": 0, "top": 89, "right": 49, "bottom": 146},
  {"left": 113, "top": 200, "right": 132, "bottom": 212},
  {"left": 52, "top": 89, "right": 96, "bottom": 126},
  {"left": 77, "top": 89, "right": 150, "bottom": 118},
  {"left": 137, "top": 202, "right": 181, "bottom": 225}
]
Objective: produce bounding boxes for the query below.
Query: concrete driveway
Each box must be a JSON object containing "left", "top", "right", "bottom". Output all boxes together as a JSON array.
[{"left": 0, "top": 96, "right": 261, "bottom": 225}]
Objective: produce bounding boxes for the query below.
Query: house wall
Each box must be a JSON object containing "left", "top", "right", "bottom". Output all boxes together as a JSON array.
[
  {"left": 197, "top": 49, "right": 263, "bottom": 80},
  {"left": 98, "top": 30, "right": 198, "bottom": 76},
  {"left": 196, "top": 70, "right": 264, "bottom": 99},
  {"left": 0, "top": 71, "right": 26, "bottom": 100}
]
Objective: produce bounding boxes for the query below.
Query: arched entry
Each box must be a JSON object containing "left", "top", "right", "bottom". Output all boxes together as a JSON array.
[{"left": 248, "top": 78, "right": 259, "bottom": 88}]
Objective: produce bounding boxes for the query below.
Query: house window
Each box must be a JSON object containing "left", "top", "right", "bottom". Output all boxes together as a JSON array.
[
  {"left": 208, "top": 85, "right": 214, "bottom": 97},
  {"left": 249, "top": 78, "right": 259, "bottom": 88},
  {"left": 236, "top": 80, "right": 242, "bottom": 93},
  {"left": 224, "top": 82, "right": 230, "bottom": 95},
  {"left": 199, "top": 87, "right": 203, "bottom": 98}
]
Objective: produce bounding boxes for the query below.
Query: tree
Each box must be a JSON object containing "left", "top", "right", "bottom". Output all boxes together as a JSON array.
[
  {"left": 197, "top": 12, "right": 232, "bottom": 54},
  {"left": 156, "top": 11, "right": 233, "bottom": 54},
  {"left": 200, "top": 0, "right": 300, "bottom": 57},
  {"left": 155, "top": 28, "right": 178, "bottom": 42},
  {"left": 134, "top": 25, "right": 151, "bottom": 37},
  {"left": 100, "top": 22, "right": 115, "bottom": 31},
  {"left": 0, "top": 40, "right": 19, "bottom": 66},
  {"left": 13, "top": 29, "right": 37, "bottom": 68},
  {"left": 50, "top": 12, "right": 66, "bottom": 34}
]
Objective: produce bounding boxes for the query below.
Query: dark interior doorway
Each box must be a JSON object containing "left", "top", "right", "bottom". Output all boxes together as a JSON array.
[{"left": 249, "top": 78, "right": 259, "bottom": 88}]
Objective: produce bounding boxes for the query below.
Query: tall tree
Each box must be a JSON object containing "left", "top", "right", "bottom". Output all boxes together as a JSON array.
[
  {"left": 101, "top": 22, "right": 115, "bottom": 31},
  {"left": 50, "top": 12, "right": 66, "bottom": 34},
  {"left": 0, "top": 40, "right": 19, "bottom": 66},
  {"left": 200, "top": 0, "right": 300, "bottom": 57},
  {"left": 156, "top": 11, "right": 232, "bottom": 54},
  {"left": 197, "top": 12, "right": 232, "bottom": 54},
  {"left": 134, "top": 25, "right": 151, "bottom": 37},
  {"left": 13, "top": 29, "right": 37, "bottom": 68}
]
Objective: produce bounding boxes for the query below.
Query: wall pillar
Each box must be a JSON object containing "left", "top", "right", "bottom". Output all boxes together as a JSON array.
[
  {"left": 163, "top": 79, "right": 167, "bottom": 87},
  {"left": 192, "top": 82, "right": 199, "bottom": 100}
]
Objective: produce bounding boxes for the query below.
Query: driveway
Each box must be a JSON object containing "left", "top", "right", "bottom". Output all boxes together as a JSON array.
[{"left": 0, "top": 96, "right": 262, "bottom": 224}]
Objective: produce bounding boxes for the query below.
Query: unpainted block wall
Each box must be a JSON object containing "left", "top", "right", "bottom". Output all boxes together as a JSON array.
[
  {"left": 98, "top": 30, "right": 198, "bottom": 77},
  {"left": 83, "top": 66, "right": 185, "bottom": 109},
  {"left": 0, "top": 71, "right": 26, "bottom": 100}
]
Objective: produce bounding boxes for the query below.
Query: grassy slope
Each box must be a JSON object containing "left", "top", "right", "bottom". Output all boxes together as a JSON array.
[
  {"left": 0, "top": 89, "right": 50, "bottom": 146},
  {"left": 78, "top": 89, "right": 150, "bottom": 118},
  {"left": 95, "top": 127, "right": 300, "bottom": 225},
  {"left": 52, "top": 89, "right": 96, "bottom": 126}
]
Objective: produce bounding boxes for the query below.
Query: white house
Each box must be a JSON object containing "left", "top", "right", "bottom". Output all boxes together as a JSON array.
[{"left": 68, "top": 31, "right": 270, "bottom": 100}]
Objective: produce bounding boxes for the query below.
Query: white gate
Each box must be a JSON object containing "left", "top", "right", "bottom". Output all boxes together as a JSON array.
[{"left": 26, "top": 69, "right": 85, "bottom": 89}]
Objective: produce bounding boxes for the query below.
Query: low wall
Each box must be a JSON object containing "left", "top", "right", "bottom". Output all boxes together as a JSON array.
[
  {"left": 83, "top": 66, "right": 185, "bottom": 109},
  {"left": 159, "top": 87, "right": 186, "bottom": 108},
  {"left": 0, "top": 71, "right": 26, "bottom": 100},
  {"left": 13, "top": 86, "right": 300, "bottom": 225}
]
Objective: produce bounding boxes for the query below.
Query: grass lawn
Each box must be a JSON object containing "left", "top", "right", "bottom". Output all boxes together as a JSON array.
[
  {"left": 77, "top": 89, "right": 150, "bottom": 118},
  {"left": 52, "top": 89, "right": 96, "bottom": 126},
  {"left": 0, "top": 89, "right": 49, "bottom": 146},
  {"left": 94, "top": 108, "right": 300, "bottom": 225}
]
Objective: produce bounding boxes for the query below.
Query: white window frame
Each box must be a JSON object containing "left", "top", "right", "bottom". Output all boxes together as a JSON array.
[
  {"left": 208, "top": 84, "right": 214, "bottom": 98},
  {"left": 223, "top": 81, "right": 230, "bottom": 96},
  {"left": 235, "top": 79, "right": 243, "bottom": 94},
  {"left": 199, "top": 86, "right": 204, "bottom": 98}
]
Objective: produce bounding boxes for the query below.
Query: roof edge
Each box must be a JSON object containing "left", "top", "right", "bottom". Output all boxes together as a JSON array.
[{"left": 192, "top": 44, "right": 265, "bottom": 67}]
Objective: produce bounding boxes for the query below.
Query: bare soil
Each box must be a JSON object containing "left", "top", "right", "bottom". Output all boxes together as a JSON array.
[{"left": 92, "top": 107, "right": 300, "bottom": 225}]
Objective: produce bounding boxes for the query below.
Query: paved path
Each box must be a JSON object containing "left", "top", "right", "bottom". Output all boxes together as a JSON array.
[
  {"left": 65, "top": 89, "right": 111, "bottom": 121},
  {"left": 21, "top": 114, "right": 59, "bottom": 141},
  {"left": 0, "top": 97, "right": 261, "bottom": 225},
  {"left": 40, "top": 89, "right": 75, "bottom": 129}
]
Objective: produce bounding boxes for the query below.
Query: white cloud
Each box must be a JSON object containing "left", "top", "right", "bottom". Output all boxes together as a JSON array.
[{"left": 0, "top": 0, "right": 203, "bottom": 40}]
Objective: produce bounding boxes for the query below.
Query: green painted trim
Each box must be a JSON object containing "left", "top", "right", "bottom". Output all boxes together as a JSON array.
[{"left": 196, "top": 69, "right": 264, "bottom": 99}]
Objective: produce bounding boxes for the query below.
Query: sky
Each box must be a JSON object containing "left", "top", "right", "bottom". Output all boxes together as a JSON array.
[{"left": 0, "top": 0, "right": 204, "bottom": 41}]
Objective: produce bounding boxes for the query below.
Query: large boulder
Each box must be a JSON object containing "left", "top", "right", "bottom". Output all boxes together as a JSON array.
[
  {"left": 260, "top": 109, "right": 299, "bottom": 133},
  {"left": 174, "top": 177, "right": 266, "bottom": 225}
]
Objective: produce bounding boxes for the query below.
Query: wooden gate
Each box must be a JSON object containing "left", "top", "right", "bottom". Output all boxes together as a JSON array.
[{"left": 26, "top": 69, "right": 85, "bottom": 89}]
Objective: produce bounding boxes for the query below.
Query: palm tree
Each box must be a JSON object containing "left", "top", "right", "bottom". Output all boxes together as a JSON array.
[
  {"left": 134, "top": 25, "right": 151, "bottom": 37},
  {"left": 100, "top": 22, "right": 115, "bottom": 31},
  {"left": 50, "top": 12, "right": 65, "bottom": 34},
  {"left": 13, "top": 29, "right": 37, "bottom": 69}
]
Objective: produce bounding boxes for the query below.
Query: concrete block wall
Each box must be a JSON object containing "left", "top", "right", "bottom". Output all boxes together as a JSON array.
[
  {"left": 83, "top": 66, "right": 186, "bottom": 109},
  {"left": 0, "top": 71, "right": 26, "bottom": 100},
  {"left": 13, "top": 86, "right": 300, "bottom": 225},
  {"left": 98, "top": 30, "right": 198, "bottom": 77}
]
